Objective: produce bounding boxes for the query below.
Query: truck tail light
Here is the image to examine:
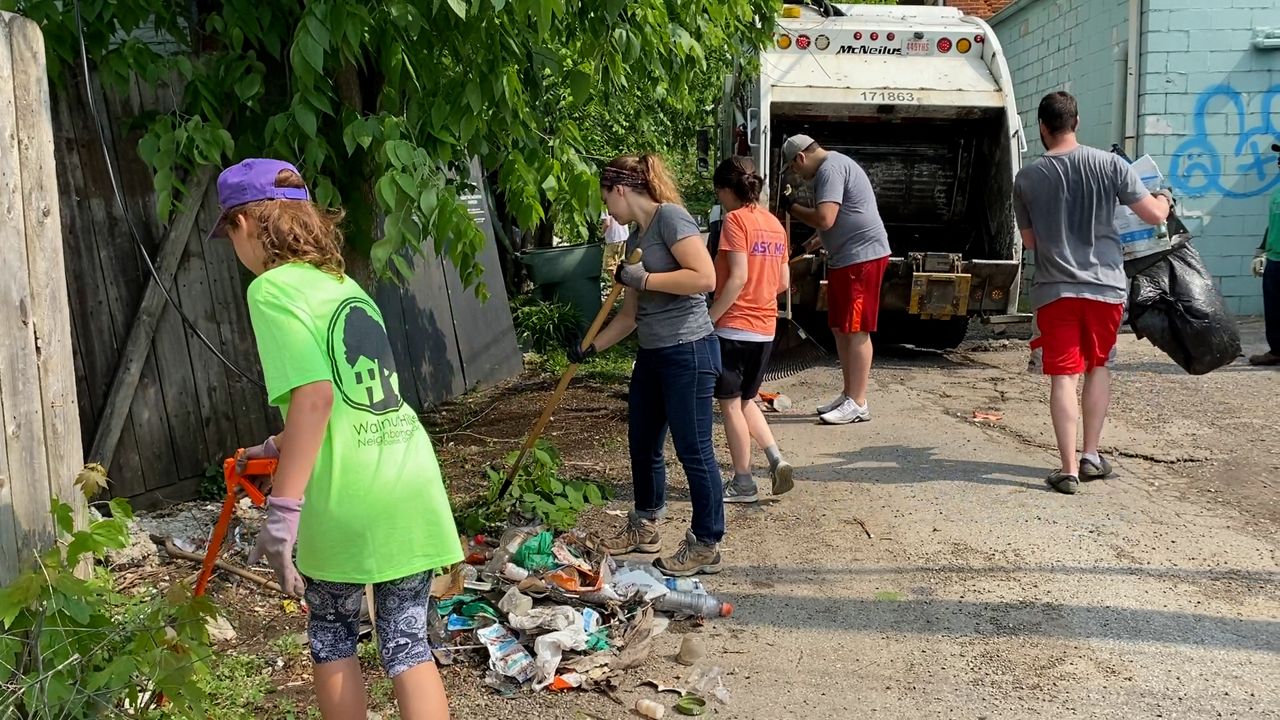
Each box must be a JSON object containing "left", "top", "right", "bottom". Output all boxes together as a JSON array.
[
  {"left": 887, "top": 32, "right": 896, "bottom": 41},
  {"left": 975, "top": 34, "right": 985, "bottom": 44},
  {"left": 797, "top": 34, "right": 811, "bottom": 50},
  {"left": 957, "top": 38, "right": 972, "bottom": 53},
  {"left": 777, "top": 34, "right": 792, "bottom": 50},
  {"left": 870, "top": 32, "right": 879, "bottom": 41},
  {"left": 937, "top": 37, "right": 952, "bottom": 53},
  {"left": 815, "top": 34, "right": 830, "bottom": 51}
]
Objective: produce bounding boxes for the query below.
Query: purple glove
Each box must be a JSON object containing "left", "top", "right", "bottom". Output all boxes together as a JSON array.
[
  {"left": 249, "top": 496, "right": 306, "bottom": 597},
  {"left": 236, "top": 435, "right": 279, "bottom": 475}
]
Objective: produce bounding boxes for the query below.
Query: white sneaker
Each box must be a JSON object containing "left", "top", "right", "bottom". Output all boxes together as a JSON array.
[
  {"left": 819, "top": 398, "right": 871, "bottom": 425},
  {"left": 815, "top": 393, "right": 848, "bottom": 415}
]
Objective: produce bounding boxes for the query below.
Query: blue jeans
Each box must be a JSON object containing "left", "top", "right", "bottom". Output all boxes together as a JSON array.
[
  {"left": 629, "top": 335, "right": 724, "bottom": 544},
  {"left": 1265, "top": 260, "right": 1280, "bottom": 355}
]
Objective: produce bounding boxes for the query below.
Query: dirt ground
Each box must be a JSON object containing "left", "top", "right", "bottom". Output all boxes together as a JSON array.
[{"left": 153, "top": 319, "right": 1279, "bottom": 718}]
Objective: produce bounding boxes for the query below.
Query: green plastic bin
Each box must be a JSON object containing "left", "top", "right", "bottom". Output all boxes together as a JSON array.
[{"left": 518, "top": 243, "right": 605, "bottom": 333}]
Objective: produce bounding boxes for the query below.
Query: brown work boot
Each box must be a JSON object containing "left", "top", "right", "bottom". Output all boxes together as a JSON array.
[
  {"left": 1248, "top": 351, "right": 1280, "bottom": 366},
  {"left": 653, "top": 530, "right": 722, "bottom": 577},
  {"left": 595, "top": 512, "right": 661, "bottom": 555}
]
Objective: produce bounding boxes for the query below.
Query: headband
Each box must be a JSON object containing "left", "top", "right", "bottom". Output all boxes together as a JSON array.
[{"left": 601, "top": 165, "right": 648, "bottom": 189}]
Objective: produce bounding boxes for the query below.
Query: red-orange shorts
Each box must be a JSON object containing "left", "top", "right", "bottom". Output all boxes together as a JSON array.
[
  {"left": 827, "top": 256, "right": 889, "bottom": 334},
  {"left": 1029, "top": 298, "right": 1124, "bottom": 376}
]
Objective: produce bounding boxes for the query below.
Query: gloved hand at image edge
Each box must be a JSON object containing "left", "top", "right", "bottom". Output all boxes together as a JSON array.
[{"left": 249, "top": 496, "right": 306, "bottom": 597}]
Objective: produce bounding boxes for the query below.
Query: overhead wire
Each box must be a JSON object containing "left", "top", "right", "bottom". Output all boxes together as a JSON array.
[{"left": 71, "top": 0, "right": 266, "bottom": 391}]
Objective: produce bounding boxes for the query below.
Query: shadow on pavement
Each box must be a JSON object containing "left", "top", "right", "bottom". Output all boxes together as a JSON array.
[
  {"left": 779, "top": 444, "right": 1047, "bottom": 490},
  {"left": 716, "top": 592, "right": 1280, "bottom": 654}
]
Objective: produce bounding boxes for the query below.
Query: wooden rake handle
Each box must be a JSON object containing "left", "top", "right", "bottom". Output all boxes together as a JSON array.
[{"left": 496, "top": 247, "right": 643, "bottom": 499}]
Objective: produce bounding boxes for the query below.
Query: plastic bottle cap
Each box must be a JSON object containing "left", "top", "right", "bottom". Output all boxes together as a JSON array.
[{"left": 721, "top": 602, "right": 734, "bottom": 617}]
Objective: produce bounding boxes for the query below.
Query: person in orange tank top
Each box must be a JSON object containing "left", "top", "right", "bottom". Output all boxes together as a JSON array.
[{"left": 708, "top": 157, "right": 794, "bottom": 503}]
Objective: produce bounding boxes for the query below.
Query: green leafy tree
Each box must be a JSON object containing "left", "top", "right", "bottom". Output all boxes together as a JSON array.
[{"left": 4, "top": 0, "right": 775, "bottom": 292}]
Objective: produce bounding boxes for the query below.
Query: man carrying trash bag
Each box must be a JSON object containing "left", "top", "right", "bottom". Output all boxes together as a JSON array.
[
  {"left": 1014, "top": 91, "right": 1172, "bottom": 495},
  {"left": 1248, "top": 143, "right": 1280, "bottom": 367}
]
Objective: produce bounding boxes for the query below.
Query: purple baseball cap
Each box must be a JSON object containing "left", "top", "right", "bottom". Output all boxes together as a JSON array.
[{"left": 209, "top": 158, "right": 311, "bottom": 238}]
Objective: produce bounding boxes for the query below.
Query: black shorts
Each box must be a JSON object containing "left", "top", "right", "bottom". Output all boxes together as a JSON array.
[{"left": 715, "top": 338, "right": 773, "bottom": 400}]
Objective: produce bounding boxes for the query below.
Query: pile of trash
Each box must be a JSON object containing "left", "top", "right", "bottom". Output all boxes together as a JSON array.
[{"left": 429, "top": 525, "right": 733, "bottom": 708}]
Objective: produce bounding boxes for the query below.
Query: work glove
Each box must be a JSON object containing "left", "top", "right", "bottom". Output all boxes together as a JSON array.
[
  {"left": 236, "top": 435, "right": 279, "bottom": 474},
  {"left": 249, "top": 496, "right": 306, "bottom": 597},
  {"left": 567, "top": 335, "right": 598, "bottom": 364},
  {"left": 1253, "top": 255, "right": 1266, "bottom": 277},
  {"left": 614, "top": 259, "right": 650, "bottom": 291}
]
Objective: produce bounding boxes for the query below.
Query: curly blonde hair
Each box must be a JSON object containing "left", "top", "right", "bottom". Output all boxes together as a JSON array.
[{"left": 224, "top": 170, "right": 346, "bottom": 276}]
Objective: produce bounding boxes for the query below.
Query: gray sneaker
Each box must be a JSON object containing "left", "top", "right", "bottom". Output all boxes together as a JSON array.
[
  {"left": 1046, "top": 471, "right": 1080, "bottom": 495},
  {"left": 653, "top": 530, "right": 722, "bottom": 577},
  {"left": 770, "top": 460, "right": 795, "bottom": 496},
  {"left": 1079, "top": 455, "right": 1113, "bottom": 481},
  {"left": 723, "top": 477, "right": 759, "bottom": 504}
]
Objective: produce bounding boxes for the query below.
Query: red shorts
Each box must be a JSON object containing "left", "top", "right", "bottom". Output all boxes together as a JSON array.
[
  {"left": 827, "top": 256, "right": 889, "bottom": 334},
  {"left": 1030, "top": 298, "right": 1124, "bottom": 375}
]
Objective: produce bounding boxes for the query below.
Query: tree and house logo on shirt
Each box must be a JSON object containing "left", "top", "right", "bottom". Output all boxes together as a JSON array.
[{"left": 326, "top": 297, "right": 403, "bottom": 415}]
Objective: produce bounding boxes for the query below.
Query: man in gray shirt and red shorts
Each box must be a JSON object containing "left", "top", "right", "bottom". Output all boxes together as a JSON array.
[
  {"left": 1014, "top": 91, "right": 1172, "bottom": 494},
  {"left": 783, "top": 135, "right": 892, "bottom": 425}
]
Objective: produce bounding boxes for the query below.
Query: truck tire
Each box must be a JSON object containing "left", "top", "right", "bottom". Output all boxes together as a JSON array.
[{"left": 875, "top": 313, "right": 970, "bottom": 351}]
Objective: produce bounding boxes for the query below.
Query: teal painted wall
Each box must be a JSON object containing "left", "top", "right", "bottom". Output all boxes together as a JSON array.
[
  {"left": 993, "top": 0, "right": 1131, "bottom": 157},
  {"left": 995, "top": 0, "right": 1279, "bottom": 315},
  {"left": 1138, "top": 0, "right": 1278, "bottom": 315}
]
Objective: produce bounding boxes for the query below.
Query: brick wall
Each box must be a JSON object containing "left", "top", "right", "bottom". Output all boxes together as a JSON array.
[
  {"left": 1138, "top": 0, "right": 1278, "bottom": 315},
  {"left": 947, "top": 0, "right": 1016, "bottom": 19}
]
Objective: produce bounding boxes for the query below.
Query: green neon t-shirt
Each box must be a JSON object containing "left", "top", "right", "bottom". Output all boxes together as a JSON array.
[
  {"left": 246, "top": 262, "right": 463, "bottom": 584},
  {"left": 1266, "top": 187, "right": 1280, "bottom": 262}
]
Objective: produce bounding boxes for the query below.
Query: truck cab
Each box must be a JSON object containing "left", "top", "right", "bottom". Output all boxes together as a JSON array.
[{"left": 714, "top": 1, "right": 1027, "bottom": 349}]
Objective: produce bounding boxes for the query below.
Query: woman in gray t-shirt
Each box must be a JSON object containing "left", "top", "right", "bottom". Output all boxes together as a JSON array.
[{"left": 567, "top": 153, "right": 724, "bottom": 577}]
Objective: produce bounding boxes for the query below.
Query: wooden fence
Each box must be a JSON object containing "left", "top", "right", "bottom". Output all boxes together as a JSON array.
[
  {"left": 49, "top": 61, "right": 521, "bottom": 509},
  {"left": 0, "top": 12, "right": 86, "bottom": 584}
]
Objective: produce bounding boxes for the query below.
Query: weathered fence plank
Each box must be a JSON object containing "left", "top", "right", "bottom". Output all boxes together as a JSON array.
[
  {"left": 85, "top": 166, "right": 212, "bottom": 473},
  {"left": 9, "top": 13, "right": 83, "bottom": 526},
  {"left": 0, "top": 12, "right": 85, "bottom": 581}
]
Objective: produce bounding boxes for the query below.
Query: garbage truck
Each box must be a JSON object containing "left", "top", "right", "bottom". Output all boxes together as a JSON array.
[{"left": 707, "top": 0, "right": 1027, "bottom": 350}]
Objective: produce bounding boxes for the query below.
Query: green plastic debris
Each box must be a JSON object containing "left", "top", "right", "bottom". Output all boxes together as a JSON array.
[
  {"left": 586, "top": 627, "right": 610, "bottom": 652},
  {"left": 436, "top": 593, "right": 500, "bottom": 619},
  {"left": 512, "top": 531, "right": 558, "bottom": 573}
]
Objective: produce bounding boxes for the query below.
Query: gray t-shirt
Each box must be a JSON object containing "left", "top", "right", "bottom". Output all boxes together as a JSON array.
[
  {"left": 626, "top": 204, "right": 715, "bottom": 349},
  {"left": 1013, "top": 145, "right": 1150, "bottom": 310},
  {"left": 813, "top": 152, "right": 892, "bottom": 268}
]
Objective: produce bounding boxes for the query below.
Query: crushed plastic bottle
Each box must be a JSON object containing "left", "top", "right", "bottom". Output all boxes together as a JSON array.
[
  {"left": 662, "top": 577, "right": 705, "bottom": 593},
  {"left": 655, "top": 591, "right": 733, "bottom": 618}
]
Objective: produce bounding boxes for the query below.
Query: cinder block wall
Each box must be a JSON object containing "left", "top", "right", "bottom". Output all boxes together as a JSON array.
[{"left": 1138, "top": 0, "right": 1278, "bottom": 315}]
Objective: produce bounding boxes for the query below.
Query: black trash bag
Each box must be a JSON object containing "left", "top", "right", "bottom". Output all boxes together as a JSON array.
[{"left": 1127, "top": 243, "right": 1242, "bottom": 375}]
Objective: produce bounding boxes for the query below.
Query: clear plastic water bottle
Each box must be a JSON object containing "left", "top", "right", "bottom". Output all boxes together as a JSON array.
[{"left": 655, "top": 591, "right": 733, "bottom": 618}]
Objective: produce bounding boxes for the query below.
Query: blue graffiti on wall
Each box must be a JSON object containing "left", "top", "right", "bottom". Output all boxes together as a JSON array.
[{"left": 1168, "top": 84, "right": 1280, "bottom": 199}]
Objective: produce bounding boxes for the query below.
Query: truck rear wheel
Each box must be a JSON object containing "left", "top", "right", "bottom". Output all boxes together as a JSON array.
[{"left": 875, "top": 314, "right": 970, "bottom": 351}]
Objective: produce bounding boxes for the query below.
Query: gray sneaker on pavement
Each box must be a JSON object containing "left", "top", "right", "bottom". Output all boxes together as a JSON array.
[
  {"left": 723, "top": 476, "right": 759, "bottom": 504},
  {"left": 1079, "top": 455, "right": 1113, "bottom": 481},
  {"left": 1046, "top": 471, "right": 1080, "bottom": 495},
  {"left": 770, "top": 460, "right": 795, "bottom": 495}
]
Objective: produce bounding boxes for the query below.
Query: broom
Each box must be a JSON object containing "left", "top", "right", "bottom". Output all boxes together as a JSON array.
[
  {"left": 496, "top": 247, "right": 643, "bottom": 500},
  {"left": 764, "top": 174, "right": 829, "bottom": 383}
]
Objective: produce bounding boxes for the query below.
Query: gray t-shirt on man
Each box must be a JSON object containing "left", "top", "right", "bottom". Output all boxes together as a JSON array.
[
  {"left": 626, "top": 203, "right": 715, "bottom": 349},
  {"left": 813, "top": 151, "right": 892, "bottom": 268},
  {"left": 1013, "top": 145, "right": 1149, "bottom": 310}
]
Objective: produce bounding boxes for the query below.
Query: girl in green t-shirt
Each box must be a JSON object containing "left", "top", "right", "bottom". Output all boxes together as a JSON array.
[{"left": 214, "top": 158, "right": 461, "bottom": 719}]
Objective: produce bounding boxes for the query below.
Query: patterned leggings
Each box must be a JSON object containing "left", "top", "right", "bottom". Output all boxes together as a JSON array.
[{"left": 303, "top": 570, "right": 434, "bottom": 678}]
